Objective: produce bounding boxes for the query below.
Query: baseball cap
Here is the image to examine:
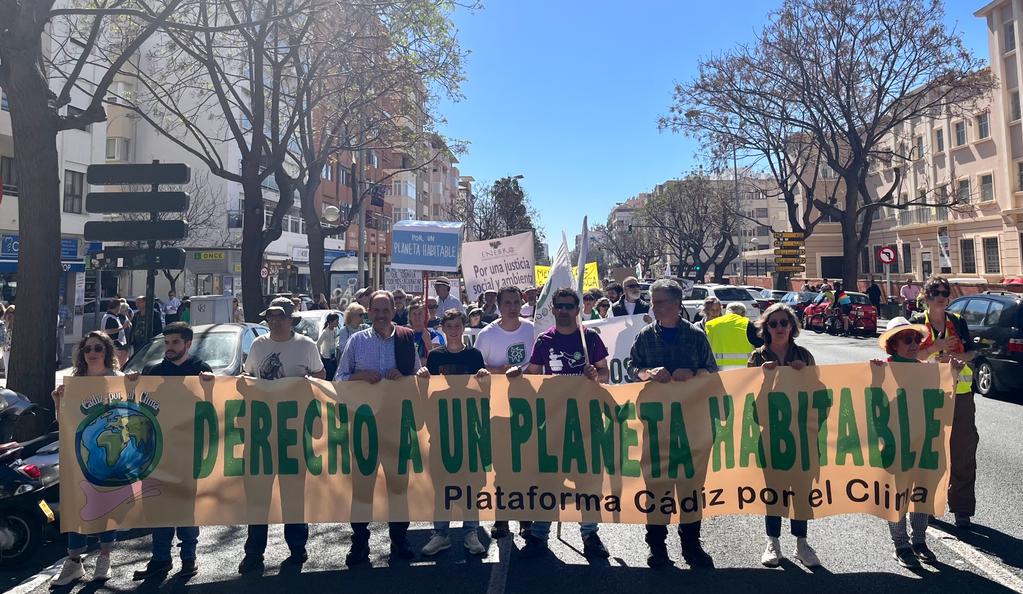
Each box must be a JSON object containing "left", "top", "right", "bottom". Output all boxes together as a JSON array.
[{"left": 433, "top": 276, "right": 451, "bottom": 287}]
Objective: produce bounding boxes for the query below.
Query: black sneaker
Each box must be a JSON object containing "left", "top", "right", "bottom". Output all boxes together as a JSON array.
[
  {"left": 178, "top": 559, "right": 198, "bottom": 578},
  {"left": 518, "top": 521, "right": 533, "bottom": 538},
  {"left": 912, "top": 543, "right": 938, "bottom": 565},
  {"left": 237, "top": 554, "right": 264, "bottom": 575},
  {"left": 681, "top": 543, "right": 714, "bottom": 568},
  {"left": 346, "top": 541, "right": 370, "bottom": 566},
  {"left": 954, "top": 514, "right": 973, "bottom": 530},
  {"left": 390, "top": 538, "right": 415, "bottom": 560},
  {"left": 894, "top": 547, "right": 921, "bottom": 568},
  {"left": 132, "top": 559, "right": 172, "bottom": 581},
  {"left": 490, "top": 521, "right": 510, "bottom": 538},
  {"left": 519, "top": 534, "right": 550, "bottom": 559},
  {"left": 647, "top": 542, "right": 671, "bottom": 568},
  {"left": 283, "top": 549, "right": 308, "bottom": 567},
  {"left": 583, "top": 534, "right": 609, "bottom": 558}
]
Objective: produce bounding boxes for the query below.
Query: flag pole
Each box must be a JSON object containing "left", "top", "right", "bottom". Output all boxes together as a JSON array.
[{"left": 576, "top": 218, "right": 591, "bottom": 368}]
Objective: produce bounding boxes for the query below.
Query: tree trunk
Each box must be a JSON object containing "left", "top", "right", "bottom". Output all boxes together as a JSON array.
[
  {"left": 4, "top": 47, "right": 62, "bottom": 431},
  {"left": 240, "top": 179, "right": 266, "bottom": 322},
  {"left": 299, "top": 179, "right": 326, "bottom": 299}
]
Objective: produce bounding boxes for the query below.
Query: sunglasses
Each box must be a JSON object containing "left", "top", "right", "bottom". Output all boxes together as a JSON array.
[
  {"left": 899, "top": 333, "right": 922, "bottom": 345},
  {"left": 553, "top": 303, "right": 577, "bottom": 311},
  {"left": 625, "top": 284, "right": 640, "bottom": 289},
  {"left": 81, "top": 345, "right": 107, "bottom": 354},
  {"left": 928, "top": 290, "right": 950, "bottom": 298},
  {"left": 767, "top": 319, "right": 790, "bottom": 329},
  {"left": 583, "top": 296, "right": 595, "bottom": 301}
]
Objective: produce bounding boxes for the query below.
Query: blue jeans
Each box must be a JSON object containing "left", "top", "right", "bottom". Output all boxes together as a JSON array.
[
  {"left": 152, "top": 526, "right": 199, "bottom": 561},
  {"left": 530, "top": 522, "right": 598, "bottom": 540},
  {"left": 244, "top": 524, "right": 308, "bottom": 555},
  {"left": 433, "top": 521, "right": 479, "bottom": 536},
  {"left": 67, "top": 531, "right": 116, "bottom": 556}
]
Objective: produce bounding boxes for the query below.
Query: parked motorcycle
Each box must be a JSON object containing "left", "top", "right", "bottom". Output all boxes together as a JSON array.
[{"left": 0, "top": 390, "right": 59, "bottom": 567}]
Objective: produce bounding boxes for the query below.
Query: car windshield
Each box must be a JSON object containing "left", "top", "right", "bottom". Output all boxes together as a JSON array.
[
  {"left": 125, "top": 331, "right": 240, "bottom": 374},
  {"left": 294, "top": 316, "right": 325, "bottom": 340},
  {"left": 714, "top": 288, "right": 752, "bottom": 301}
]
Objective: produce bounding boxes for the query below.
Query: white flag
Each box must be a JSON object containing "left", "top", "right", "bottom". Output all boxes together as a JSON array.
[
  {"left": 635, "top": 261, "right": 643, "bottom": 279},
  {"left": 576, "top": 217, "right": 589, "bottom": 296},
  {"left": 662, "top": 253, "right": 672, "bottom": 278},
  {"left": 533, "top": 232, "right": 575, "bottom": 339}
]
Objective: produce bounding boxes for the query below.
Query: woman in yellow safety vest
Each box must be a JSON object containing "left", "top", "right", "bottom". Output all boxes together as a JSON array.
[
  {"left": 909, "top": 276, "right": 978, "bottom": 529},
  {"left": 747, "top": 303, "right": 821, "bottom": 569}
]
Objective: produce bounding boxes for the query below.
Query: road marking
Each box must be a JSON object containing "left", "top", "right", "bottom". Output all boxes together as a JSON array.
[
  {"left": 8, "top": 556, "right": 64, "bottom": 594},
  {"left": 485, "top": 535, "right": 513, "bottom": 594},
  {"left": 929, "top": 525, "right": 1023, "bottom": 593}
]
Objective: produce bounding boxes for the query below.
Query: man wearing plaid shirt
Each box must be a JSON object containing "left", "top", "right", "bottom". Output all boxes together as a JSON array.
[{"left": 628, "top": 279, "right": 717, "bottom": 569}]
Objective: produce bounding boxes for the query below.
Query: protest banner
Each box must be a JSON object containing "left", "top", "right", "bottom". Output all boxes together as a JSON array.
[
  {"left": 535, "top": 262, "right": 599, "bottom": 291},
  {"left": 391, "top": 221, "right": 463, "bottom": 272},
  {"left": 61, "top": 362, "right": 956, "bottom": 532},
  {"left": 384, "top": 266, "right": 424, "bottom": 294},
  {"left": 580, "top": 314, "right": 647, "bottom": 384},
  {"left": 460, "top": 231, "right": 535, "bottom": 302}
]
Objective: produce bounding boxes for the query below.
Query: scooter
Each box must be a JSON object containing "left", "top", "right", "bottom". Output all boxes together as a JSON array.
[{"left": 0, "top": 390, "right": 59, "bottom": 567}]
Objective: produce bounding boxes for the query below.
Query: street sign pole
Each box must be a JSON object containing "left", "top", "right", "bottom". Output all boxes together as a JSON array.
[{"left": 143, "top": 168, "right": 159, "bottom": 344}]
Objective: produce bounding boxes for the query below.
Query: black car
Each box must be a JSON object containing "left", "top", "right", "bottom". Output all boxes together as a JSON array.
[{"left": 946, "top": 291, "right": 1023, "bottom": 398}]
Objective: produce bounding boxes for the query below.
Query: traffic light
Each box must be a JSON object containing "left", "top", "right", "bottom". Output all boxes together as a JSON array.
[{"left": 695, "top": 264, "right": 702, "bottom": 271}]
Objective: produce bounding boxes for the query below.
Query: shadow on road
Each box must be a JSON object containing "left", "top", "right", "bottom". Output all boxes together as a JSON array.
[{"left": 932, "top": 517, "right": 1023, "bottom": 571}]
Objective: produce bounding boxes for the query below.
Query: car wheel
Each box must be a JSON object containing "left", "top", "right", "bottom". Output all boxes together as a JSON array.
[{"left": 974, "top": 360, "right": 998, "bottom": 397}]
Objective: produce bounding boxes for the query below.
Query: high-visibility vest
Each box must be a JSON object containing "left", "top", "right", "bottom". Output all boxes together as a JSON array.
[{"left": 705, "top": 313, "right": 755, "bottom": 370}]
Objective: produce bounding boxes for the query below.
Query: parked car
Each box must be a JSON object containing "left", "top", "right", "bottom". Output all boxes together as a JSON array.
[
  {"left": 292, "top": 309, "right": 344, "bottom": 342},
  {"left": 123, "top": 323, "right": 268, "bottom": 376},
  {"left": 803, "top": 291, "right": 877, "bottom": 336},
  {"left": 747, "top": 288, "right": 788, "bottom": 311},
  {"left": 684, "top": 285, "right": 760, "bottom": 321},
  {"left": 946, "top": 291, "right": 1023, "bottom": 398},
  {"left": 779, "top": 290, "right": 819, "bottom": 320}
]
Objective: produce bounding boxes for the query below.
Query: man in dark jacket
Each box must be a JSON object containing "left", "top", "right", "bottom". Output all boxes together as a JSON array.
[{"left": 611, "top": 276, "right": 650, "bottom": 317}]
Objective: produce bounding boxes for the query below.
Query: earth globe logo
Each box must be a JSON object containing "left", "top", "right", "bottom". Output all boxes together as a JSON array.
[{"left": 75, "top": 400, "right": 163, "bottom": 488}]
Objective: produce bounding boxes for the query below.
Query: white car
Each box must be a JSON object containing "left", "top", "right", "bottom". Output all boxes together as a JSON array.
[{"left": 683, "top": 285, "right": 761, "bottom": 321}]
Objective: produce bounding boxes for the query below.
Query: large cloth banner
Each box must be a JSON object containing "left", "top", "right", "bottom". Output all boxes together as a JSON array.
[
  {"left": 61, "top": 363, "right": 956, "bottom": 532},
  {"left": 579, "top": 314, "right": 648, "bottom": 384},
  {"left": 460, "top": 232, "right": 535, "bottom": 302},
  {"left": 535, "top": 262, "right": 599, "bottom": 292}
]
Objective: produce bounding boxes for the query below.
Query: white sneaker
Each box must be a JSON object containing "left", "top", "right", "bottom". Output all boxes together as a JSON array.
[
  {"left": 421, "top": 533, "right": 452, "bottom": 556},
  {"left": 464, "top": 530, "right": 487, "bottom": 555},
  {"left": 51, "top": 557, "right": 85, "bottom": 588},
  {"left": 761, "top": 537, "right": 783, "bottom": 567},
  {"left": 92, "top": 552, "right": 113, "bottom": 582},
  {"left": 794, "top": 538, "right": 821, "bottom": 567}
]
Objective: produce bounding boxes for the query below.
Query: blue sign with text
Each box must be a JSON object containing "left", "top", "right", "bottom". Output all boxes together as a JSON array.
[{"left": 390, "top": 221, "right": 463, "bottom": 272}]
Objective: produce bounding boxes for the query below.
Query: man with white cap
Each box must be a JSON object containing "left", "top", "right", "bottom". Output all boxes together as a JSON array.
[{"left": 433, "top": 277, "right": 464, "bottom": 314}]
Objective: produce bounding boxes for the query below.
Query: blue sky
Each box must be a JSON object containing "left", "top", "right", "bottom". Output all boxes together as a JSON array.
[{"left": 436, "top": 0, "right": 990, "bottom": 255}]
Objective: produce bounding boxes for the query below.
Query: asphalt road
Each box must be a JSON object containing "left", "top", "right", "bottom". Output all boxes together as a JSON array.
[{"left": 7, "top": 331, "right": 1023, "bottom": 594}]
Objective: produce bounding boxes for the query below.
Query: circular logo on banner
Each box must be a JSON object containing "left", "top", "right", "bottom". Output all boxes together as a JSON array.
[
  {"left": 260, "top": 267, "right": 269, "bottom": 279},
  {"left": 878, "top": 246, "right": 897, "bottom": 265},
  {"left": 75, "top": 401, "right": 163, "bottom": 487}
]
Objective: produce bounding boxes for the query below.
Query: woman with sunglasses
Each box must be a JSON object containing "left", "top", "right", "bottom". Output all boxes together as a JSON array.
[
  {"left": 909, "top": 275, "right": 978, "bottom": 529},
  {"left": 747, "top": 303, "right": 821, "bottom": 568},
  {"left": 49, "top": 331, "right": 123, "bottom": 586}
]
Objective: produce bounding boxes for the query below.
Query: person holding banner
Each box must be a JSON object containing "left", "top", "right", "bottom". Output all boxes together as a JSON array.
[
  {"left": 909, "top": 276, "right": 978, "bottom": 530},
  {"left": 238, "top": 298, "right": 325, "bottom": 574},
  {"left": 628, "top": 279, "right": 716, "bottom": 569},
  {"left": 129, "top": 323, "right": 214, "bottom": 581},
  {"left": 871, "top": 317, "right": 951, "bottom": 568},
  {"left": 415, "top": 309, "right": 490, "bottom": 557},
  {"left": 476, "top": 286, "right": 536, "bottom": 539},
  {"left": 49, "top": 332, "right": 124, "bottom": 587},
  {"left": 747, "top": 304, "right": 821, "bottom": 569},
  {"left": 335, "top": 290, "right": 422, "bottom": 564},
  {"left": 509, "top": 287, "right": 610, "bottom": 559},
  {"left": 626, "top": 280, "right": 716, "bottom": 568}
]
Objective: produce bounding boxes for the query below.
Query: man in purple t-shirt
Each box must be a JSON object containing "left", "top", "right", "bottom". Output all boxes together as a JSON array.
[{"left": 508, "top": 287, "right": 610, "bottom": 559}]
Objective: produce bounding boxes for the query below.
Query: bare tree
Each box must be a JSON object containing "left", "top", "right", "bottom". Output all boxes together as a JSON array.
[
  {"left": 281, "top": 0, "right": 469, "bottom": 298},
  {"left": 666, "top": 0, "right": 994, "bottom": 286},
  {"left": 591, "top": 222, "right": 661, "bottom": 276},
  {"left": 113, "top": 0, "right": 328, "bottom": 322},
  {"left": 446, "top": 176, "right": 547, "bottom": 262},
  {"left": 0, "top": 0, "right": 213, "bottom": 413}
]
